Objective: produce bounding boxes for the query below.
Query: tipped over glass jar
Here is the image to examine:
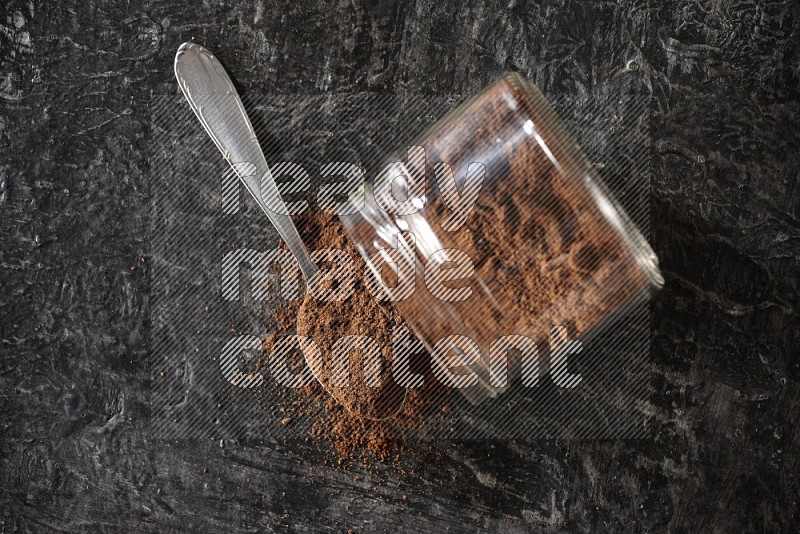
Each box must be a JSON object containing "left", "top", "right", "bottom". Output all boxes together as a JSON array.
[{"left": 338, "top": 72, "right": 664, "bottom": 405}]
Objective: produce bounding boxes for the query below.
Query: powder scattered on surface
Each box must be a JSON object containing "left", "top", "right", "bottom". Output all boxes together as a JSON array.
[{"left": 258, "top": 211, "right": 444, "bottom": 463}]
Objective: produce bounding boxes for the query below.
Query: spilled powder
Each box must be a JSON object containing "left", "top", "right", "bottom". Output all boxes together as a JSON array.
[
  {"left": 294, "top": 212, "right": 407, "bottom": 421},
  {"left": 258, "top": 210, "right": 444, "bottom": 463}
]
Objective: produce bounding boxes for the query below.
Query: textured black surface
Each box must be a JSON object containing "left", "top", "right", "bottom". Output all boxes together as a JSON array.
[{"left": 1, "top": 0, "right": 799, "bottom": 531}]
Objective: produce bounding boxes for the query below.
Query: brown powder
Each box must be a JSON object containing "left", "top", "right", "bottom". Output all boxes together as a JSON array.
[
  {"left": 257, "top": 73, "right": 656, "bottom": 457},
  {"left": 453, "top": 75, "right": 649, "bottom": 331},
  {"left": 259, "top": 210, "right": 443, "bottom": 462},
  {"left": 294, "top": 212, "right": 407, "bottom": 421}
]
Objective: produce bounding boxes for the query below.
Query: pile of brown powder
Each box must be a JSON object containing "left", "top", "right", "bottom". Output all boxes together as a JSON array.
[
  {"left": 294, "top": 211, "right": 407, "bottom": 421},
  {"left": 259, "top": 211, "right": 444, "bottom": 463}
]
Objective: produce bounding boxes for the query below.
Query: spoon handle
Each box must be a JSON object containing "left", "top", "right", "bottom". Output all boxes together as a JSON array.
[{"left": 174, "top": 42, "right": 318, "bottom": 281}]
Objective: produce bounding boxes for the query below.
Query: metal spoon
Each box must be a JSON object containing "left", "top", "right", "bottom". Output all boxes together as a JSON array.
[
  {"left": 173, "top": 42, "right": 406, "bottom": 421},
  {"left": 174, "top": 42, "right": 318, "bottom": 281}
]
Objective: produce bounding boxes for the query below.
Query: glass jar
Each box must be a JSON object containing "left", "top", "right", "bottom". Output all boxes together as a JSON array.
[{"left": 339, "top": 72, "right": 663, "bottom": 405}]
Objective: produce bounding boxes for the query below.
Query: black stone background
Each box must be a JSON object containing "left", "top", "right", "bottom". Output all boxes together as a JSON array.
[{"left": 1, "top": 0, "right": 798, "bottom": 532}]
